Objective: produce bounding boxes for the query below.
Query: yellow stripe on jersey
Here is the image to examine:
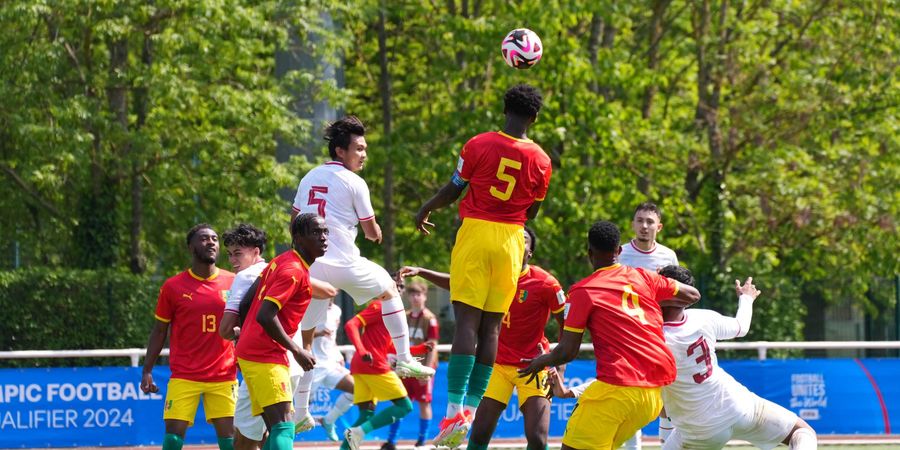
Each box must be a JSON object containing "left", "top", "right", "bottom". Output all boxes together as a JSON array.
[
  {"left": 264, "top": 296, "right": 283, "bottom": 309},
  {"left": 563, "top": 325, "right": 585, "bottom": 334},
  {"left": 155, "top": 314, "right": 171, "bottom": 323}
]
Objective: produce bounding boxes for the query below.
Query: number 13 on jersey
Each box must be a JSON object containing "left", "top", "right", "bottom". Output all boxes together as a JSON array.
[{"left": 490, "top": 157, "right": 522, "bottom": 201}]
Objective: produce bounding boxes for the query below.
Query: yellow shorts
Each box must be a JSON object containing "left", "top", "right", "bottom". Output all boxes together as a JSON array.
[
  {"left": 483, "top": 364, "right": 549, "bottom": 409},
  {"left": 163, "top": 378, "right": 237, "bottom": 425},
  {"left": 562, "top": 380, "right": 663, "bottom": 450},
  {"left": 449, "top": 218, "right": 525, "bottom": 313},
  {"left": 353, "top": 372, "right": 407, "bottom": 405},
  {"left": 237, "top": 358, "right": 293, "bottom": 417}
]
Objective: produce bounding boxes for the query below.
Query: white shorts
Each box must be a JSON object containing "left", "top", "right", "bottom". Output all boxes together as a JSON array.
[
  {"left": 663, "top": 395, "right": 798, "bottom": 450},
  {"left": 311, "top": 363, "right": 350, "bottom": 390},
  {"left": 302, "top": 258, "right": 395, "bottom": 329},
  {"left": 234, "top": 373, "right": 305, "bottom": 441}
]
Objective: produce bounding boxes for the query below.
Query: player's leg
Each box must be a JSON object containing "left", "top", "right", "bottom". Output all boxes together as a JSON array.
[
  {"left": 346, "top": 373, "right": 412, "bottom": 450},
  {"left": 162, "top": 378, "right": 203, "bottom": 450},
  {"left": 737, "top": 396, "right": 816, "bottom": 450},
  {"left": 321, "top": 370, "right": 356, "bottom": 441},
  {"left": 233, "top": 380, "right": 265, "bottom": 450},
  {"left": 417, "top": 395, "right": 433, "bottom": 446},
  {"left": 466, "top": 310, "right": 504, "bottom": 414},
  {"left": 784, "top": 420, "right": 817, "bottom": 450},
  {"left": 201, "top": 380, "right": 238, "bottom": 450},
  {"left": 239, "top": 359, "right": 295, "bottom": 450},
  {"left": 518, "top": 369, "right": 552, "bottom": 450},
  {"left": 467, "top": 363, "right": 516, "bottom": 450},
  {"left": 341, "top": 402, "right": 376, "bottom": 450}
]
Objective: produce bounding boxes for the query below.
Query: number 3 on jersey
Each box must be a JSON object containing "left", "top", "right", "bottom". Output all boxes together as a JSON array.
[
  {"left": 308, "top": 186, "right": 328, "bottom": 217},
  {"left": 687, "top": 336, "right": 713, "bottom": 383},
  {"left": 490, "top": 157, "right": 522, "bottom": 201}
]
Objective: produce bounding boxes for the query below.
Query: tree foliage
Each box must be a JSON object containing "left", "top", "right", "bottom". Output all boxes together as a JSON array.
[{"left": 0, "top": 1, "right": 897, "bottom": 342}]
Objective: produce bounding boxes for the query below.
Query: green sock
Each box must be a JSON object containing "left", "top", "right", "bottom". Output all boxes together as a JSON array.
[
  {"left": 361, "top": 397, "right": 413, "bottom": 434},
  {"left": 216, "top": 437, "right": 234, "bottom": 450},
  {"left": 447, "top": 354, "right": 476, "bottom": 407},
  {"left": 466, "top": 441, "right": 490, "bottom": 450},
  {"left": 463, "top": 362, "right": 493, "bottom": 409},
  {"left": 261, "top": 438, "right": 270, "bottom": 450},
  {"left": 267, "top": 421, "right": 294, "bottom": 450},
  {"left": 340, "top": 407, "right": 375, "bottom": 450},
  {"left": 162, "top": 433, "right": 184, "bottom": 450}
]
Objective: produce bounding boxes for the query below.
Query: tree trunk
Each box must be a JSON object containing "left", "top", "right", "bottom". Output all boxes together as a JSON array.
[
  {"left": 642, "top": 0, "right": 671, "bottom": 119},
  {"left": 129, "top": 32, "right": 152, "bottom": 274},
  {"left": 377, "top": 7, "right": 395, "bottom": 270}
]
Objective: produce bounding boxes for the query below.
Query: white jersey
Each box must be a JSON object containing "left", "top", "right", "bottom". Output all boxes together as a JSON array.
[
  {"left": 224, "top": 260, "right": 268, "bottom": 313},
  {"left": 662, "top": 309, "right": 755, "bottom": 440},
  {"left": 292, "top": 162, "right": 376, "bottom": 266},
  {"left": 312, "top": 303, "right": 345, "bottom": 366},
  {"left": 619, "top": 240, "right": 679, "bottom": 270}
]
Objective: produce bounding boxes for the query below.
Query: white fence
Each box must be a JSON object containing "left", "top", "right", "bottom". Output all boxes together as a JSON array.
[{"left": 1, "top": 341, "right": 898, "bottom": 367}]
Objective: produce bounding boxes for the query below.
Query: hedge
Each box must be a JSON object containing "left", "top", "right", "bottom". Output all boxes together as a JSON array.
[{"left": 0, "top": 269, "right": 160, "bottom": 367}]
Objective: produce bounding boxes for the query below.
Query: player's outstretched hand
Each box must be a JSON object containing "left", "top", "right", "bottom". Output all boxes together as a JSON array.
[
  {"left": 140, "top": 372, "right": 158, "bottom": 394},
  {"left": 518, "top": 354, "right": 552, "bottom": 386},
  {"left": 293, "top": 348, "right": 317, "bottom": 372},
  {"left": 545, "top": 367, "right": 566, "bottom": 399},
  {"left": 735, "top": 277, "right": 761, "bottom": 300},
  {"left": 361, "top": 352, "right": 374, "bottom": 365},
  {"left": 398, "top": 266, "right": 422, "bottom": 279},
  {"left": 414, "top": 209, "right": 435, "bottom": 235}
]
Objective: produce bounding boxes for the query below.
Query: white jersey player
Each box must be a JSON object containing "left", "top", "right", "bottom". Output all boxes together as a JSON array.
[
  {"left": 658, "top": 265, "right": 817, "bottom": 450},
  {"left": 309, "top": 299, "right": 355, "bottom": 442},
  {"left": 619, "top": 202, "right": 679, "bottom": 271},
  {"left": 290, "top": 116, "right": 434, "bottom": 421}
]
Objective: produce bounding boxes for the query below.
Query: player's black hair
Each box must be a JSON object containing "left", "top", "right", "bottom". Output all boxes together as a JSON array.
[
  {"left": 223, "top": 223, "right": 267, "bottom": 253},
  {"left": 186, "top": 223, "right": 214, "bottom": 246},
  {"left": 524, "top": 225, "right": 537, "bottom": 253},
  {"left": 291, "top": 213, "right": 320, "bottom": 238},
  {"left": 659, "top": 265, "right": 695, "bottom": 287},
  {"left": 588, "top": 220, "right": 621, "bottom": 253},
  {"left": 325, "top": 115, "right": 366, "bottom": 159},
  {"left": 634, "top": 201, "right": 662, "bottom": 221},
  {"left": 504, "top": 84, "right": 543, "bottom": 119}
]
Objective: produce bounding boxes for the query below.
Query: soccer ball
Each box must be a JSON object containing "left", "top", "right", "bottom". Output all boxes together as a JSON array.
[{"left": 501, "top": 28, "right": 543, "bottom": 69}]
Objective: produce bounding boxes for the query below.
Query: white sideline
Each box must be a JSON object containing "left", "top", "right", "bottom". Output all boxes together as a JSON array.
[{"left": 1, "top": 341, "right": 898, "bottom": 366}]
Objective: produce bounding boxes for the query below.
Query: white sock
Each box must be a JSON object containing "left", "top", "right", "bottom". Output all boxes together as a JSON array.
[
  {"left": 624, "top": 431, "right": 641, "bottom": 450},
  {"left": 292, "top": 370, "right": 315, "bottom": 418},
  {"left": 446, "top": 402, "right": 462, "bottom": 418},
  {"left": 325, "top": 392, "right": 354, "bottom": 424},
  {"left": 462, "top": 404, "right": 476, "bottom": 419},
  {"left": 789, "top": 427, "right": 817, "bottom": 450},
  {"left": 381, "top": 295, "right": 412, "bottom": 362}
]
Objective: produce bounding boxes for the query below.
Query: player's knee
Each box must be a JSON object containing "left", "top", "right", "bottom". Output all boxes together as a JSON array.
[
  {"left": 788, "top": 425, "right": 816, "bottom": 450},
  {"left": 524, "top": 429, "right": 547, "bottom": 449},
  {"left": 394, "top": 397, "right": 414, "bottom": 415}
]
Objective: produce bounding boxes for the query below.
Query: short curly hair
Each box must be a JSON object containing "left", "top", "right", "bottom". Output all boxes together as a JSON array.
[
  {"left": 658, "top": 265, "right": 694, "bottom": 287},
  {"left": 588, "top": 220, "right": 621, "bottom": 253},
  {"left": 524, "top": 226, "right": 537, "bottom": 253},
  {"left": 186, "top": 223, "right": 214, "bottom": 246},
  {"left": 223, "top": 223, "right": 267, "bottom": 253},
  {"left": 325, "top": 115, "right": 366, "bottom": 159},
  {"left": 504, "top": 84, "right": 543, "bottom": 119}
]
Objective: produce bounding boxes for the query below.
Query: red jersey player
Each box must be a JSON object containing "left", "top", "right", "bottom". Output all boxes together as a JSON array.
[
  {"left": 341, "top": 301, "right": 414, "bottom": 450},
  {"left": 140, "top": 224, "right": 237, "bottom": 450},
  {"left": 415, "top": 84, "right": 552, "bottom": 448},
  {"left": 399, "top": 227, "right": 566, "bottom": 450},
  {"left": 519, "top": 221, "right": 701, "bottom": 450},
  {"left": 234, "top": 213, "right": 327, "bottom": 450}
]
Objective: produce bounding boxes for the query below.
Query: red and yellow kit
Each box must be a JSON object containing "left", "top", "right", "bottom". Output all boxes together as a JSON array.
[
  {"left": 496, "top": 265, "right": 565, "bottom": 367},
  {"left": 154, "top": 268, "right": 236, "bottom": 382},
  {"left": 235, "top": 250, "right": 312, "bottom": 366},
  {"left": 455, "top": 131, "right": 552, "bottom": 226},
  {"left": 563, "top": 264, "right": 679, "bottom": 387},
  {"left": 349, "top": 301, "right": 397, "bottom": 375}
]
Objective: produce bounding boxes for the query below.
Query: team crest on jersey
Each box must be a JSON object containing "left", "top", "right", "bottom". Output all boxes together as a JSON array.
[
  {"left": 517, "top": 289, "right": 529, "bottom": 303},
  {"left": 221, "top": 290, "right": 229, "bottom": 303}
]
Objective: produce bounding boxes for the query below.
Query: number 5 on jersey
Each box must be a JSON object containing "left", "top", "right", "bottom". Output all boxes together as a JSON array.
[
  {"left": 308, "top": 186, "right": 328, "bottom": 217},
  {"left": 490, "top": 157, "right": 522, "bottom": 201}
]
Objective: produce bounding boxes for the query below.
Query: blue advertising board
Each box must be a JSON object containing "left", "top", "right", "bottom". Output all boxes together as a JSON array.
[{"left": 0, "top": 358, "right": 897, "bottom": 447}]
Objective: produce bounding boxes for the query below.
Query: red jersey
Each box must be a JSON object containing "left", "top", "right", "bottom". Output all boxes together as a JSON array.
[
  {"left": 235, "top": 250, "right": 313, "bottom": 366},
  {"left": 497, "top": 265, "right": 566, "bottom": 367},
  {"left": 408, "top": 308, "right": 440, "bottom": 368},
  {"left": 348, "top": 302, "right": 396, "bottom": 375},
  {"left": 154, "top": 268, "right": 236, "bottom": 382},
  {"left": 455, "top": 131, "right": 552, "bottom": 225},
  {"left": 563, "top": 264, "right": 679, "bottom": 387}
]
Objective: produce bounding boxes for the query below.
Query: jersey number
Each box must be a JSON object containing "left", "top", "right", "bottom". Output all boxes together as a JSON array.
[
  {"left": 308, "top": 186, "right": 329, "bottom": 217},
  {"left": 687, "top": 336, "right": 713, "bottom": 383},
  {"left": 490, "top": 157, "right": 522, "bottom": 201},
  {"left": 201, "top": 314, "right": 217, "bottom": 333},
  {"left": 621, "top": 284, "right": 649, "bottom": 325},
  {"left": 502, "top": 310, "right": 512, "bottom": 328}
]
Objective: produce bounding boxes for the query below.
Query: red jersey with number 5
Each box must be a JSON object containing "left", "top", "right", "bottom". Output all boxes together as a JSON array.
[
  {"left": 236, "top": 249, "right": 313, "bottom": 366},
  {"left": 455, "top": 131, "right": 552, "bottom": 225},
  {"left": 154, "top": 268, "right": 236, "bottom": 382},
  {"left": 563, "top": 263, "right": 679, "bottom": 387},
  {"left": 496, "top": 265, "right": 566, "bottom": 367}
]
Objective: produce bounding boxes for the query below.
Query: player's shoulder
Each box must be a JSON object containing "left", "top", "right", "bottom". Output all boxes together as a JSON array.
[
  {"left": 656, "top": 242, "right": 679, "bottom": 258},
  {"left": 215, "top": 269, "right": 235, "bottom": 281},
  {"left": 235, "top": 262, "right": 266, "bottom": 284},
  {"left": 420, "top": 308, "right": 438, "bottom": 321},
  {"left": 529, "top": 265, "right": 561, "bottom": 287},
  {"left": 160, "top": 271, "right": 189, "bottom": 291}
]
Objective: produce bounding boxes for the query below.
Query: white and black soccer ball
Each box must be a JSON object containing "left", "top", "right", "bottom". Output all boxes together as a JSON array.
[{"left": 501, "top": 28, "right": 543, "bottom": 69}]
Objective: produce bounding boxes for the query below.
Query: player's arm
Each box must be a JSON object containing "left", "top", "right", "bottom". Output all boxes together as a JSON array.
[
  {"left": 416, "top": 181, "right": 466, "bottom": 235},
  {"left": 343, "top": 314, "right": 372, "bottom": 364},
  {"left": 256, "top": 299, "right": 316, "bottom": 370},
  {"left": 311, "top": 277, "right": 338, "bottom": 299},
  {"left": 667, "top": 281, "right": 701, "bottom": 306},
  {"left": 525, "top": 200, "right": 543, "bottom": 220},
  {"left": 518, "top": 328, "right": 582, "bottom": 383},
  {"left": 237, "top": 277, "right": 262, "bottom": 328},
  {"left": 731, "top": 277, "right": 760, "bottom": 339},
  {"left": 140, "top": 319, "right": 168, "bottom": 394},
  {"left": 398, "top": 266, "right": 451, "bottom": 291},
  {"left": 220, "top": 312, "right": 239, "bottom": 340},
  {"left": 359, "top": 217, "right": 383, "bottom": 244}
]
